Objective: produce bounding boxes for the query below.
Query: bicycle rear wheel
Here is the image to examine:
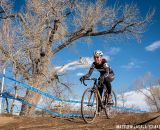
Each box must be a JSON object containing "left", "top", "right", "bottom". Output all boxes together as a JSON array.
[
  {"left": 81, "top": 87, "right": 98, "bottom": 123},
  {"left": 104, "top": 90, "right": 117, "bottom": 119}
]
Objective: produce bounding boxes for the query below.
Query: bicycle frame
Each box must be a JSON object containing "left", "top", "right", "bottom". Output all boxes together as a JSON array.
[
  {"left": 94, "top": 85, "right": 106, "bottom": 110},
  {"left": 83, "top": 78, "right": 105, "bottom": 110}
]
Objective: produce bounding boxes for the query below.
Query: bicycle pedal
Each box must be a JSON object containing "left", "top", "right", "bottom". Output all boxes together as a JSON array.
[
  {"left": 107, "top": 102, "right": 114, "bottom": 105},
  {"left": 96, "top": 112, "right": 100, "bottom": 116},
  {"left": 96, "top": 111, "right": 103, "bottom": 116}
]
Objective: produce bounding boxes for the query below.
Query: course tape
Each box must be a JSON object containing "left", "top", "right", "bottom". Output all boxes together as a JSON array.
[
  {"left": 1, "top": 75, "right": 81, "bottom": 104},
  {"left": 112, "top": 106, "right": 146, "bottom": 113},
  {"left": 1, "top": 92, "right": 82, "bottom": 117},
  {"left": 0, "top": 75, "right": 146, "bottom": 115}
]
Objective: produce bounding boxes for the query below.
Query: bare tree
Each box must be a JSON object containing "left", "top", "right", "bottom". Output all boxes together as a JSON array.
[
  {"left": 144, "top": 85, "right": 160, "bottom": 112},
  {"left": 0, "top": 0, "right": 154, "bottom": 116},
  {"left": 118, "top": 90, "right": 127, "bottom": 108},
  {"left": 135, "top": 73, "right": 160, "bottom": 112}
]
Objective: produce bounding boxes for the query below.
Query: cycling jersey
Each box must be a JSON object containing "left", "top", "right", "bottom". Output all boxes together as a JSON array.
[{"left": 85, "top": 58, "right": 115, "bottom": 81}]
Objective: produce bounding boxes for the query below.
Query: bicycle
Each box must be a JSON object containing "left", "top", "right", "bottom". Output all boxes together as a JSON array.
[{"left": 80, "top": 78, "right": 117, "bottom": 123}]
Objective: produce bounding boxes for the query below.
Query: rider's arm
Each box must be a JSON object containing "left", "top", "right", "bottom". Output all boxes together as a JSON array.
[
  {"left": 84, "top": 63, "right": 95, "bottom": 78},
  {"left": 103, "top": 63, "right": 110, "bottom": 77}
]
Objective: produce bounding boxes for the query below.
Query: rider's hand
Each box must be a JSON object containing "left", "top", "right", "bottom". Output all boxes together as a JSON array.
[{"left": 80, "top": 76, "right": 86, "bottom": 83}]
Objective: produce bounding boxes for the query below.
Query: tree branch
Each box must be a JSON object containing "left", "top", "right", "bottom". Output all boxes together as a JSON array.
[
  {"left": 52, "top": 32, "right": 85, "bottom": 55},
  {"left": 48, "top": 19, "right": 60, "bottom": 45},
  {"left": 67, "top": 28, "right": 85, "bottom": 37},
  {"left": 46, "top": 57, "right": 88, "bottom": 84},
  {"left": 56, "top": 57, "right": 86, "bottom": 73},
  {"left": 0, "top": 13, "right": 26, "bottom": 26},
  {"left": 84, "top": 20, "right": 147, "bottom": 37},
  {"left": 0, "top": 10, "right": 5, "bottom": 13},
  {"left": 0, "top": 45, "right": 30, "bottom": 80},
  {"left": 138, "top": 89, "right": 154, "bottom": 102}
]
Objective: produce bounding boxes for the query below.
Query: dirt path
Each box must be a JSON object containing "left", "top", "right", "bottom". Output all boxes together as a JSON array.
[
  {"left": 0, "top": 117, "right": 16, "bottom": 126},
  {"left": 0, "top": 112, "right": 159, "bottom": 130}
]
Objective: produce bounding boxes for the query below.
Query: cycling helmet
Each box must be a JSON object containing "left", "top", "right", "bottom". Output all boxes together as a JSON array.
[{"left": 93, "top": 50, "right": 103, "bottom": 57}]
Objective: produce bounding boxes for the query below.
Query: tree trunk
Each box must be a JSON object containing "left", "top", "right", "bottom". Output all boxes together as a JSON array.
[
  {"left": 20, "top": 90, "right": 41, "bottom": 116},
  {"left": 20, "top": 44, "right": 53, "bottom": 116},
  {"left": 19, "top": 74, "right": 48, "bottom": 116}
]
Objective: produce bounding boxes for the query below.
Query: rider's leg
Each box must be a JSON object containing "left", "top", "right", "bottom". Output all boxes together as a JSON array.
[
  {"left": 104, "top": 79, "right": 113, "bottom": 104},
  {"left": 98, "top": 86, "right": 103, "bottom": 97},
  {"left": 105, "top": 81, "right": 111, "bottom": 95}
]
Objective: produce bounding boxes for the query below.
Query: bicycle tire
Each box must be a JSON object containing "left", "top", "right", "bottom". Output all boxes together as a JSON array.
[
  {"left": 104, "top": 90, "right": 117, "bottom": 119},
  {"left": 81, "top": 87, "right": 98, "bottom": 123}
]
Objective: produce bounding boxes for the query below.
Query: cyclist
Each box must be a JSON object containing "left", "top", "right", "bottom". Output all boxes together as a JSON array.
[{"left": 80, "top": 50, "right": 115, "bottom": 110}]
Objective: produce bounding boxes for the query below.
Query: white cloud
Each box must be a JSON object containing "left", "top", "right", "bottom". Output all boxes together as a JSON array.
[
  {"left": 117, "top": 89, "right": 150, "bottom": 111},
  {"left": 107, "top": 47, "right": 121, "bottom": 55},
  {"left": 121, "top": 61, "right": 140, "bottom": 70},
  {"left": 76, "top": 73, "right": 84, "bottom": 76},
  {"left": 145, "top": 40, "right": 160, "bottom": 51}
]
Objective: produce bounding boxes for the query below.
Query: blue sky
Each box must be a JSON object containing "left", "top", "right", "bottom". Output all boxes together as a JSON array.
[{"left": 12, "top": 0, "right": 160, "bottom": 97}]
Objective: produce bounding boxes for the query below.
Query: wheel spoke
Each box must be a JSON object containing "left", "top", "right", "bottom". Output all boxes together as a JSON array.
[
  {"left": 81, "top": 88, "right": 97, "bottom": 123},
  {"left": 104, "top": 90, "right": 117, "bottom": 118}
]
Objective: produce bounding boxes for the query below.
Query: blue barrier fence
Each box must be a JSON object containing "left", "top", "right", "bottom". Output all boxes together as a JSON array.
[
  {"left": 1, "top": 75, "right": 82, "bottom": 104},
  {"left": 1, "top": 92, "right": 82, "bottom": 117},
  {"left": 0, "top": 74, "right": 146, "bottom": 117}
]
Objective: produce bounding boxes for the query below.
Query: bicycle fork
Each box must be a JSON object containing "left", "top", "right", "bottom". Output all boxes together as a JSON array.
[{"left": 87, "top": 90, "right": 95, "bottom": 107}]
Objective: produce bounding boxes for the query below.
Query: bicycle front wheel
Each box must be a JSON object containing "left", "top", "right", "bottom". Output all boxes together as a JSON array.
[{"left": 81, "top": 87, "right": 98, "bottom": 123}]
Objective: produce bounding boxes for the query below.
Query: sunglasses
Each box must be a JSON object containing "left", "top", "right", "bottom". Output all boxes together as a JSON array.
[{"left": 94, "top": 56, "right": 101, "bottom": 59}]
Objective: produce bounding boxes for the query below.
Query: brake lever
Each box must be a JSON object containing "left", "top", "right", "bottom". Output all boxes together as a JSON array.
[{"left": 83, "top": 80, "right": 87, "bottom": 86}]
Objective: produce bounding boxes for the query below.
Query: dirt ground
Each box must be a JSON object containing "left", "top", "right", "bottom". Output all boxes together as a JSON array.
[{"left": 0, "top": 112, "right": 160, "bottom": 130}]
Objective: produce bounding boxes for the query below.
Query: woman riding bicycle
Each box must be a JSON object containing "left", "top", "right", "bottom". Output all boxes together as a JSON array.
[{"left": 80, "top": 50, "right": 115, "bottom": 107}]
